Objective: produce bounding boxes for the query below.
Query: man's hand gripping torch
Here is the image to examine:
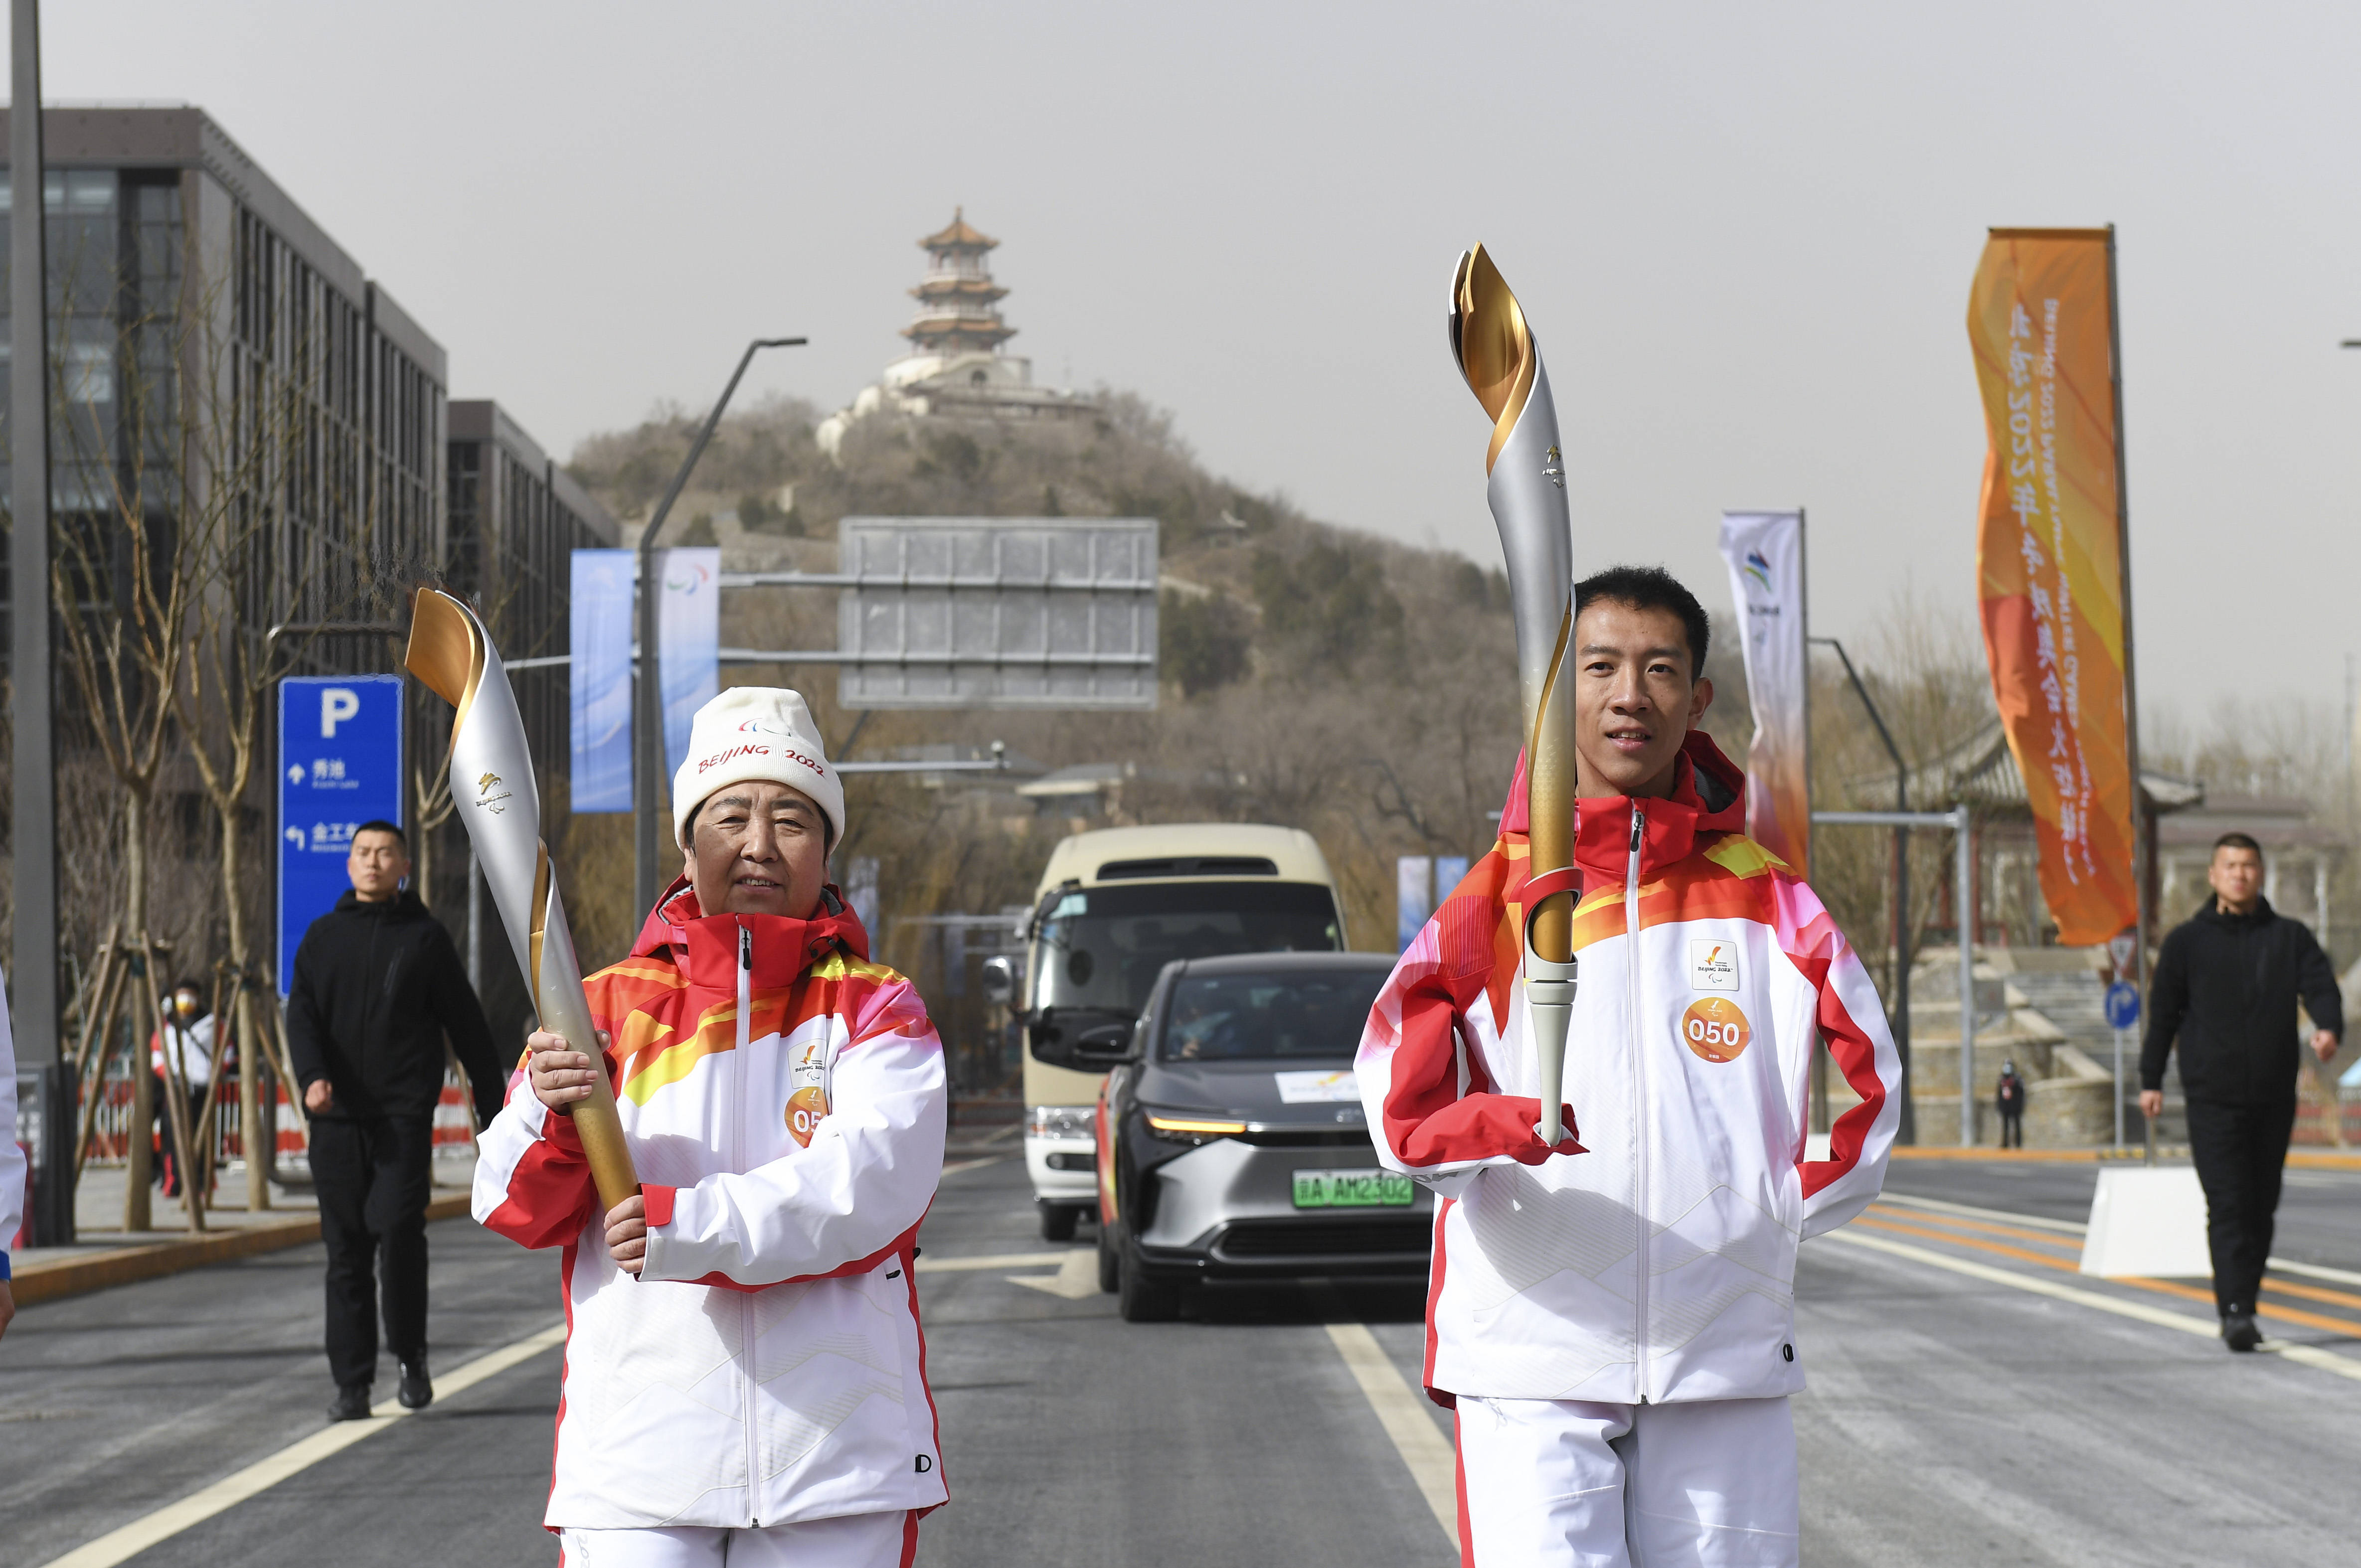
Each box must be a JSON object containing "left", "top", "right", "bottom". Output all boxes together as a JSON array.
[{"left": 1451, "top": 245, "right": 1579, "bottom": 1148}]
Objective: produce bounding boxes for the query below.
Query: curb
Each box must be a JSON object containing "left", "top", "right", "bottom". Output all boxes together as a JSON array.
[
  {"left": 1886, "top": 1146, "right": 2361, "bottom": 1171},
  {"left": 10, "top": 1193, "right": 474, "bottom": 1307}
]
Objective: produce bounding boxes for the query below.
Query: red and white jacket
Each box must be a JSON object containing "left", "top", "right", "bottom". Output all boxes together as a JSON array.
[
  {"left": 1356, "top": 734, "right": 1900, "bottom": 1406},
  {"left": 473, "top": 881, "right": 949, "bottom": 1531}
]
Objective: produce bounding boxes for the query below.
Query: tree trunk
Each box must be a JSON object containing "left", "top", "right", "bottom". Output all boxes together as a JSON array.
[
  {"left": 123, "top": 1017, "right": 153, "bottom": 1231},
  {"left": 216, "top": 811, "right": 273, "bottom": 1211}
]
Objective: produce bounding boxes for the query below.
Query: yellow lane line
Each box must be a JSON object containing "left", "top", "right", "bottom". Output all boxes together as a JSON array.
[
  {"left": 1827, "top": 1230, "right": 2361, "bottom": 1384},
  {"left": 1867, "top": 1203, "right": 2084, "bottom": 1252},
  {"left": 1326, "top": 1323, "right": 1458, "bottom": 1553}
]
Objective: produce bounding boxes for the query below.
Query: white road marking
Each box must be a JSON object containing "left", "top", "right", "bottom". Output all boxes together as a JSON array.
[
  {"left": 1007, "top": 1249, "right": 1100, "bottom": 1299},
  {"left": 1326, "top": 1323, "right": 1458, "bottom": 1551},
  {"left": 1826, "top": 1230, "right": 2361, "bottom": 1384},
  {"left": 914, "top": 1250, "right": 1070, "bottom": 1273},
  {"left": 1878, "top": 1190, "right": 2361, "bottom": 1286},
  {"left": 38, "top": 1321, "right": 569, "bottom": 1568},
  {"left": 1878, "top": 1191, "right": 2088, "bottom": 1234},
  {"left": 939, "top": 1155, "right": 1006, "bottom": 1177}
]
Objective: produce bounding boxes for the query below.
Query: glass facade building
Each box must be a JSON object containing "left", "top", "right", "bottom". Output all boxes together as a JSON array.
[{"left": 0, "top": 109, "right": 603, "bottom": 1016}]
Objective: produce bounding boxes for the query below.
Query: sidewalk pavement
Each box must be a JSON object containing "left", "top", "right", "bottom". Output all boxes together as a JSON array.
[{"left": 11, "top": 1151, "right": 480, "bottom": 1306}]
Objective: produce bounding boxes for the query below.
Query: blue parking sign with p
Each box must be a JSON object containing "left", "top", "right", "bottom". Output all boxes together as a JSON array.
[{"left": 279, "top": 676, "right": 404, "bottom": 996}]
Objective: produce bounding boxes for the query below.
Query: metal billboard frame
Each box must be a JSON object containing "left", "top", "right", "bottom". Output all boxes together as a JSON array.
[{"left": 722, "top": 516, "right": 1159, "bottom": 711}]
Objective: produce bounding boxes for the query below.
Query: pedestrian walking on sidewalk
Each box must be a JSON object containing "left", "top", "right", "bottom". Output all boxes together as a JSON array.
[
  {"left": 1996, "top": 1059, "right": 2026, "bottom": 1148},
  {"left": 151, "top": 980, "right": 218, "bottom": 1199},
  {"left": 288, "top": 820, "right": 506, "bottom": 1421},
  {"left": 2139, "top": 831, "right": 2343, "bottom": 1354}
]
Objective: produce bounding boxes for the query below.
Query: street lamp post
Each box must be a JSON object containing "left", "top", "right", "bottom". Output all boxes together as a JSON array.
[
  {"left": 633, "top": 338, "right": 807, "bottom": 923},
  {"left": 9, "top": 0, "right": 73, "bottom": 1243},
  {"left": 1811, "top": 636, "right": 1915, "bottom": 1145}
]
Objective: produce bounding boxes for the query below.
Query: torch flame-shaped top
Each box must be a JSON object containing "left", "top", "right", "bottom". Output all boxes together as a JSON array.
[
  {"left": 406, "top": 587, "right": 489, "bottom": 751},
  {"left": 1450, "top": 244, "right": 1538, "bottom": 473}
]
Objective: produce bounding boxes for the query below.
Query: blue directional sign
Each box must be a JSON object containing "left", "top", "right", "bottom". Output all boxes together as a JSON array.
[
  {"left": 278, "top": 677, "right": 404, "bottom": 995},
  {"left": 2103, "top": 980, "right": 2142, "bottom": 1031}
]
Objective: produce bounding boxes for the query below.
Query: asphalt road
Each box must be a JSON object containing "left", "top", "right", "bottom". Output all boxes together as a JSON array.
[{"left": 8, "top": 1154, "right": 2361, "bottom": 1568}]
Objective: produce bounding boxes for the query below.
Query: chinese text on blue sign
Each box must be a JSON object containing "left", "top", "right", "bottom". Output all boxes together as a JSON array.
[{"left": 278, "top": 677, "right": 404, "bottom": 995}]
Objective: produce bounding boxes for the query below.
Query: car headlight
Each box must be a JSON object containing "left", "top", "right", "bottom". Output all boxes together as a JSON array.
[
  {"left": 1142, "top": 1109, "right": 1248, "bottom": 1145},
  {"left": 1027, "top": 1105, "right": 1096, "bottom": 1141}
]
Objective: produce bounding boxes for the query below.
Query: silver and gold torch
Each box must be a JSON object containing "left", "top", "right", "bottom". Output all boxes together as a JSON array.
[
  {"left": 1450, "top": 245, "right": 1578, "bottom": 1146},
  {"left": 406, "top": 588, "right": 641, "bottom": 1211}
]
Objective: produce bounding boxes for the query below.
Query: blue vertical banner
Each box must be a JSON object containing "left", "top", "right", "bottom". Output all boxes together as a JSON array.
[
  {"left": 1396, "top": 856, "right": 1434, "bottom": 952},
  {"left": 278, "top": 676, "right": 404, "bottom": 995},
  {"left": 570, "top": 548, "right": 636, "bottom": 811},
  {"left": 1434, "top": 855, "right": 1470, "bottom": 905},
  {"left": 659, "top": 547, "right": 722, "bottom": 780}
]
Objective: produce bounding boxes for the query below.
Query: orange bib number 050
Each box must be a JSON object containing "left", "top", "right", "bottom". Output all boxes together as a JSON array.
[
  {"left": 1680, "top": 997, "right": 1752, "bottom": 1063},
  {"left": 787, "top": 1086, "right": 830, "bottom": 1147}
]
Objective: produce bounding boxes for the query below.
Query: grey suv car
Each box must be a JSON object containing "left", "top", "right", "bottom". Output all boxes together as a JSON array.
[{"left": 1093, "top": 950, "right": 1431, "bottom": 1320}]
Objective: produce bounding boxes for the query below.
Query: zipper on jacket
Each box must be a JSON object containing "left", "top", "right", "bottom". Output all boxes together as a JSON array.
[
  {"left": 1627, "top": 803, "right": 1651, "bottom": 1402},
  {"left": 737, "top": 921, "right": 758, "bottom": 1524}
]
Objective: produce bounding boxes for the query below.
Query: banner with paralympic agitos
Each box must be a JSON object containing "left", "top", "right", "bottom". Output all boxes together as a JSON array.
[
  {"left": 569, "top": 548, "right": 636, "bottom": 812},
  {"left": 1718, "top": 510, "right": 1810, "bottom": 878},
  {"left": 1967, "top": 228, "right": 2138, "bottom": 946}
]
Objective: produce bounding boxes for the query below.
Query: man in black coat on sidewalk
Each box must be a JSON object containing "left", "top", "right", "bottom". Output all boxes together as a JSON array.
[
  {"left": 288, "top": 820, "right": 506, "bottom": 1420},
  {"left": 2139, "top": 831, "right": 2343, "bottom": 1354}
]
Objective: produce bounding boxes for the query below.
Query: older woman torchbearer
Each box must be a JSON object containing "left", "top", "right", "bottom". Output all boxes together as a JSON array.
[{"left": 461, "top": 666, "right": 950, "bottom": 1567}]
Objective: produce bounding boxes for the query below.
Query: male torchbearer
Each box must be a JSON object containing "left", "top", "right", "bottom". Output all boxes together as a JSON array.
[
  {"left": 416, "top": 589, "right": 948, "bottom": 1567},
  {"left": 1354, "top": 250, "right": 1903, "bottom": 1566}
]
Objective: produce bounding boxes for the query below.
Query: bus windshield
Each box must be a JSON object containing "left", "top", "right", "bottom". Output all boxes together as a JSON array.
[{"left": 1030, "top": 882, "right": 1342, "bottom": 1020}]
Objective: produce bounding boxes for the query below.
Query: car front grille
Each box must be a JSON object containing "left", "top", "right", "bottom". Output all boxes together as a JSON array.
[
  {"left": 1234, "top": 1128, "right": 1374, "bottom": 1148},
  {"left": 1210, "top": 1217, "right": 1431, "bottom": 1262}
]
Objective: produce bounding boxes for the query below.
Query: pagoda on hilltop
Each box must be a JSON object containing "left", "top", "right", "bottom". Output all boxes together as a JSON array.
[
  {"left": 902, "top": 209, "right": 1017, "bottom": 358},
  {"left": 817, "top": 208, "right": 1091, "bottom": 456}
]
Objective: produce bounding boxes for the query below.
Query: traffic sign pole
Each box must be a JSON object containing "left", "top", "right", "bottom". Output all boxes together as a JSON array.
[{"left": 2102, "top": 978, "right": 2142, "bottom": 1150}]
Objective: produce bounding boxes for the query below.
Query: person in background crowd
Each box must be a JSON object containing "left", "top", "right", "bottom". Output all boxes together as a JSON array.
[
  {"left": 288, "top": 820, "right": 506, "bottom": 1421},
  {"left": 151, "top": 980, "right": 219, "bottom": 1199},
  {"left": 1996, "top": 1059, "right": 2026, "bottom": 1148},
  {"left": 2140, "top": 831, "right": 2343, "bottom": 1354},
  {"left": 0, "top": 966, "right": 21, "bottom": 1341}
]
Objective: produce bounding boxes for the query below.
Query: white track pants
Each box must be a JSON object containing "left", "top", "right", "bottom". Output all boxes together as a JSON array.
[
  {"left": 1454, "top": 1395, "right": 1798, "bottom": 1568},
  {"left": 559, "top": 1510, "right": 919, "bottom": 1568}
]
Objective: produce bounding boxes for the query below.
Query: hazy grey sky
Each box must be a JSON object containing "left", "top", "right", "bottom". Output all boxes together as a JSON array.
[{"left": 44, "top": 2, "right": 2361, "bottom": 724}]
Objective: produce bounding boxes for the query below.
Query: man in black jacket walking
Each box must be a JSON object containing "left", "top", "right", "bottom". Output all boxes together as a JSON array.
[
  {"left": 289, "top": 820, "right": 506, "bottom": 1420},
  {"left": 2139, "top": 831, "right": 2343, "bottom": 1354}
]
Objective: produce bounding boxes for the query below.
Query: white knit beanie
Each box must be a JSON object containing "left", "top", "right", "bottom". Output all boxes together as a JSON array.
[{"left": 672, "top": 687, "right": 846, "bottom": 850}]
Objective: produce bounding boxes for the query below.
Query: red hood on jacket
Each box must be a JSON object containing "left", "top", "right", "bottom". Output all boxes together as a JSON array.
[
  {"left": 629, "top": 876, "right": 872, "bottom": 988},
  {"left": 1499, "top": 730, "right": 1749, "bottom": 889}
]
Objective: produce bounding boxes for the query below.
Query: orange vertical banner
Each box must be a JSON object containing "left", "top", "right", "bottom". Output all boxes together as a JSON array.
[{"left": 1966, "top": 229, "right": 2138, "bottom": 947}]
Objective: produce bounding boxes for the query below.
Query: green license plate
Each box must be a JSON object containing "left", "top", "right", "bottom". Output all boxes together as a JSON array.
[{"left": 1292, "top": 1168, "right": 1415, "bottom": 1209}]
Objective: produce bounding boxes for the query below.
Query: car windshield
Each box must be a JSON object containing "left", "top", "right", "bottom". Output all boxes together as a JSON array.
[
  {"left": 1158, "top": 967, "right": 1388, "bottom": 1062},
  {"left": 1031, "top": 882, "right": 1342, "bottom": 1020}
]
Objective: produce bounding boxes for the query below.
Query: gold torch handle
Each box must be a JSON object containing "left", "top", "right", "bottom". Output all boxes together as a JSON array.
[{"left": 530, "top": 845, "right": 641, "bottom": 1213}]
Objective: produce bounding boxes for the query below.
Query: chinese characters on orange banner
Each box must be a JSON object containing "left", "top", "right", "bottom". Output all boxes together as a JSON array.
[{"left": 1968, "top": 231, "right": 2139, "bottom": 947}]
